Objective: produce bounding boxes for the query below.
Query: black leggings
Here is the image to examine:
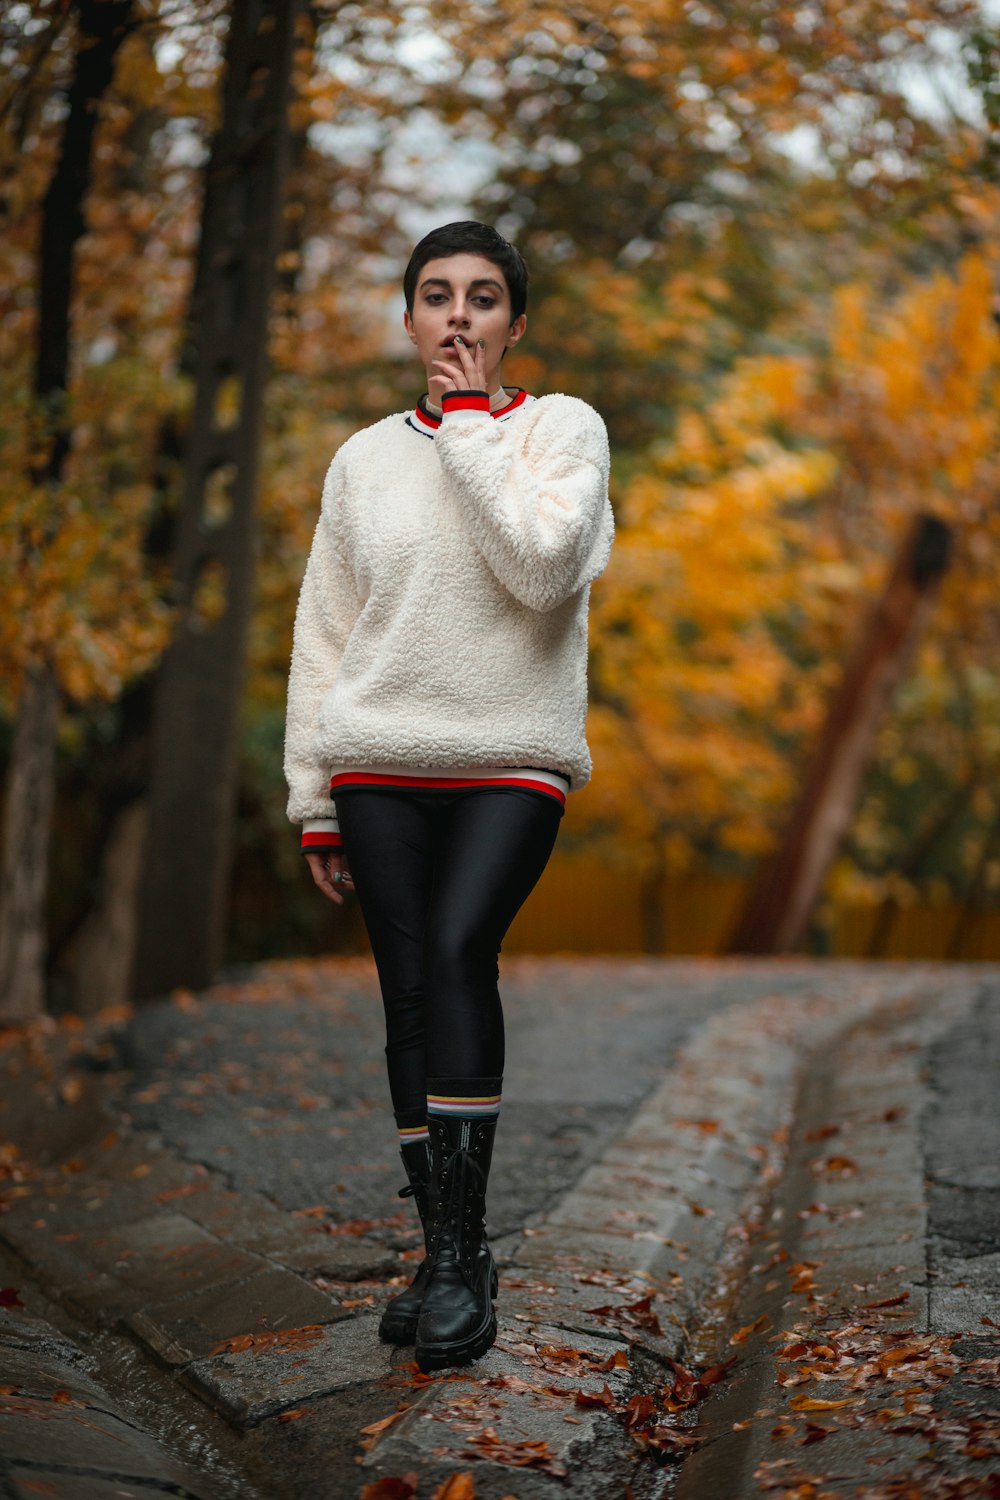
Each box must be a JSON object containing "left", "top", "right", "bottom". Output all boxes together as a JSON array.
[{"left": 334, "top": 787, "right": 563, "bottom": 1117}]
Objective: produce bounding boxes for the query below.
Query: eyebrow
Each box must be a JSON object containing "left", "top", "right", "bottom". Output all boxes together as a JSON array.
[{"left": 418, "top": 276, "right": 505, "bottom": 293}]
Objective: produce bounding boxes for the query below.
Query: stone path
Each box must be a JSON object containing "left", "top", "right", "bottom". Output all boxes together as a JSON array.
[{"left": 1, "top": 960, "right": 997, "bottom": 1498}]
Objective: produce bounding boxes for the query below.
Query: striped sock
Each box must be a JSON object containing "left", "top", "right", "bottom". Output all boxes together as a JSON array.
[
  {"left": 398, "top": 1122, "right": 430, "bottom": 1147},
  {"left": 426, "top": 1076, "right": 502, "bottom": 1121}
]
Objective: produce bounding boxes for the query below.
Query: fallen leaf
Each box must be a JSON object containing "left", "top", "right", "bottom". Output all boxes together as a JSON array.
[
  {"left": 593, "top": 1348, "right": 629, "bottom": 1372},
  {"left": 863, "top": 1292, "right": 910, "bottom": 1310},
  {"left": 700, "top": 1356, "right": 738, "bottom": 1389},
  {"left": 359, "top": 1408, "right": 411, "bottom": 1439},
  {"left": 0, "top": 1288, "right": 25, "bottom": 1308},
  {"left": 276, "top": 1408, "right": 310, "bottom": 1423},
  {"left": 208, "top": 1325, "right": 327, "bottom": 1358},
  {"left": 632, "top": 1423, "right": 701, "bottom": 1455},
  {"left": 588, "top": 1294, "right": 663, "bottom": 1336},
  {"left": 359, "top": 1476, "right": 418, "bottom": 1500},
  {"left": 463, "top": 1427, "right": 567, "bottom": 1478},
  {"left": 731, "top": 1313, "right": 770, "bottom": 1344},
  {"left": 431, "top": 1474, "right": 476, "bottom": 1500},
  {"left": 788, "top": 1396, "right": 857, "bottom": 1411},
  {"left": 574, "top": 1383, "right": 618, "bottom": 1409},
  {"left": 818, "top": 1155, "right": 857, "bottom": 1174}
]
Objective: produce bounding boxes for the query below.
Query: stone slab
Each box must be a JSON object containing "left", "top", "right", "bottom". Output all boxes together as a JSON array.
[
  {"left": 362, "top": 1320, "right": 634, "bottom": 1486},
  {"left": 0, "top": 1399, "right": 201, "bottom": 1489},
  {"left": 181, "top": 1312, "right": 393, "bottom": 1427},
  {"left": 126, "top": 1264, "right": 347, "bottom": 1366},
  {"left": 0, "top": 1345, "right": 121, "bottom": 1410},
  {"left": 1, "top": 1212, "right": 270, "bottom": 1323}
]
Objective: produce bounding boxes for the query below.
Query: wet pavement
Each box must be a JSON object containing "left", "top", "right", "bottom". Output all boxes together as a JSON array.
[{"left": 0, "top": 959, "right": 997, "bottom": 1499}]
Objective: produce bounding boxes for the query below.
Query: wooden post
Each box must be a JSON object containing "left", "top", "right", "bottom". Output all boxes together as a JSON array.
[
  {"left": 132, "top": 0, "right": 300, "bottom": 1000},
  {"left": 727, "top": 513, "right": 952, "bottom": 955}
]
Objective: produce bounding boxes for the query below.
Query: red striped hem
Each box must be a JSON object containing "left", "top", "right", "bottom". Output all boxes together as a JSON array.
[
  {"left": 301, "top": 829, "right": 343, "bottom": 851},
  {"left": 441, "top": 390, "right": 490, "bottom": 414},
  {"left": 328, "top": 771, "right": 566, "bottom": 805},
  {"left": 409, "top": 389, "right": 529, "bottom": 431}
]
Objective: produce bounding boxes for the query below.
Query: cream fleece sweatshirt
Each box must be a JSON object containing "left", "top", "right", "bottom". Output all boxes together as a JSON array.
[{"left": 283, "top": 388, "right": 614, "bottom": 836}]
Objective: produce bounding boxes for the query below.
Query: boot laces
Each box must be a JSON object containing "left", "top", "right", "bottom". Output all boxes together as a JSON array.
[{"left": 432, "top": 1147, "right": 486, "bottom": 1267}]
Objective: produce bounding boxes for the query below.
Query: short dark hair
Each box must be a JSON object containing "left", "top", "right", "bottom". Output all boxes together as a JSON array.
[{"left": 403, "top": 221, "right": 529, "bottom": 322}]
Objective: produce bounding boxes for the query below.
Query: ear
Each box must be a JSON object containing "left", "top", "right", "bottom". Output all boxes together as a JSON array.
[
  {"left": 506, "top": 313, "right": 527, "bottom": 349},
  {"left": 403, "top": 308, "right": 417, "bottom": 343}
]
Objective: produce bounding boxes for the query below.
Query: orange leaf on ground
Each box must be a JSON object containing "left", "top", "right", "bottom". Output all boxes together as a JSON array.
[
  {"left": 863, "top": 1292, "right": 910, "bottom": 1309},
  {"left": 359, "top": 1408, "right": 411, "bottom": 1439},
  {"left": 788, "top": 1395, "right": 857, "bottom": 1411},
  {"left": 593, "top": 1348, "right": 629, "bottom": 1372},
  {"left": 208, "top": 1325, "right": 326, "bottom": 1358},
  {"left": 360, "top": 1476, "right": 418, "bottom": 1500},
  {"left": 431, "top": 1473, "right": 477, "bottom": 1500},
  {"left": 731, "top": 1313, "right": 770, "bottom": 1344},
  {"left": 574, "top": 1383, "right": 618, "bottom": 1409},
  {"left": 463, "top": 1427, "right": 567, "bottom": 1478},
  {"left": 276, "top": 1408, "right": 310, "bottom": 1423},
  {"left": 700, "top": 1356, "right": 738, "bottom": 1389}
]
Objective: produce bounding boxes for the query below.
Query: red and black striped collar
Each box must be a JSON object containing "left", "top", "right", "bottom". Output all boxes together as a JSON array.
[{"left": 406, "top": 388, "right": 531, "bottom": 438}]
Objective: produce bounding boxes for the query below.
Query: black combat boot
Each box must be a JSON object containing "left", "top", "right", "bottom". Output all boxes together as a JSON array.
[
  {"left": 378, "top": 1138, "right": 433, "bottom": 1344},
  {"left": 415, "top": 1114, "right": 499, "bottom": 1372}
]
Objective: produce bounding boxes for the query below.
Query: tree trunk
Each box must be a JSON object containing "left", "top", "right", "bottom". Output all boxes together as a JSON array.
[
  {"left": 728, "top": 513, "right": 953, "bottom": 955},
  {"left": 64, "top": 801, "right": 148, "bottom": 1015},
  {"left": 131, "top": 0, "right": 301, "bottom": 1001},
  {"left": 0, "top": 671, "right": 59, "bottom": 1021},
  {"left": 0, "top": 0, "right": 134, "bottom": 1020}
]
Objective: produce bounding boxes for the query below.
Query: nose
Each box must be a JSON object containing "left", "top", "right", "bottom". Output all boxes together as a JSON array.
[{"left": 449, "top": 301, "right": 471, "bottom": 326}]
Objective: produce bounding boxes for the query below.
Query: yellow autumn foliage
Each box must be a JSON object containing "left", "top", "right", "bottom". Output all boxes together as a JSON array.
[{"left": 581, "top": 253, "right": 1000, "bottom": 891}]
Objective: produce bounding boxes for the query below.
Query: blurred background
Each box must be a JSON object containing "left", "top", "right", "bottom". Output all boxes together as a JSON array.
[{"left": 2, "top": 0, "right": 999, "bottom": 1021}]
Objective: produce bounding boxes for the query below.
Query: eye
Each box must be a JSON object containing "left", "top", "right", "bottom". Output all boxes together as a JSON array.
[
  {"left": 423, "top": 293, "right": 447, "bottom": 305},
  {"left": 473, "top": 296, "right": 496, "bottom": 308}
]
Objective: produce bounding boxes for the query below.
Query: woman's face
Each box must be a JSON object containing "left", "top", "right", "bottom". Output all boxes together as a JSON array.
[{"left": 404, "top": 253, "right": 526, "bottom": 392}]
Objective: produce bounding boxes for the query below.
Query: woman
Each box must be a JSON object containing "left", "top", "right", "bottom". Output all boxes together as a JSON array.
[{"left": 284, "top": 221, "right": 613, "bottom": 1372}]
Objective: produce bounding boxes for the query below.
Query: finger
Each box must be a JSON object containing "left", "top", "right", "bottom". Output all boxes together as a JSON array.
[
  {"left": 430, "top": 358, "right": 464, "bottom": 391},
  {"left": 307, "top": 858, "right": 344, "bottom": 905},
  {"left": 451, "top": 335, "right": 479, "bottom": 383}
]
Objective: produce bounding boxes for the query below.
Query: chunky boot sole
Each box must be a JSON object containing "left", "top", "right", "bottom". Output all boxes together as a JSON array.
[
  {"left": 415, "top": 1265, "right": 499, "bottom": 1373},
  {"left": 415, "top": 1304, "right": 497, "bottom": 1372}
]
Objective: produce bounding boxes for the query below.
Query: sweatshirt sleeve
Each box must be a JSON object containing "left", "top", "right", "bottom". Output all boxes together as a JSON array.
[
  {"left": 433, "top": 391, "right": 614, "bottom": 613},
  {"left": 284, "top": 455, "right": 359, "bottom": 844}
]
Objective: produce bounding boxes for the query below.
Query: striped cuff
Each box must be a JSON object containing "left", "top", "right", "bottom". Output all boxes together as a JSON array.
[
  {"left": 427, "top": 1077, "right": 502, "bottom": 1119},
  {"left": 301, "top": 818, "right": 342, "bottom": 856},
  {"left": 441, "top": 389, "right": 491, "bottom": 421}
]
